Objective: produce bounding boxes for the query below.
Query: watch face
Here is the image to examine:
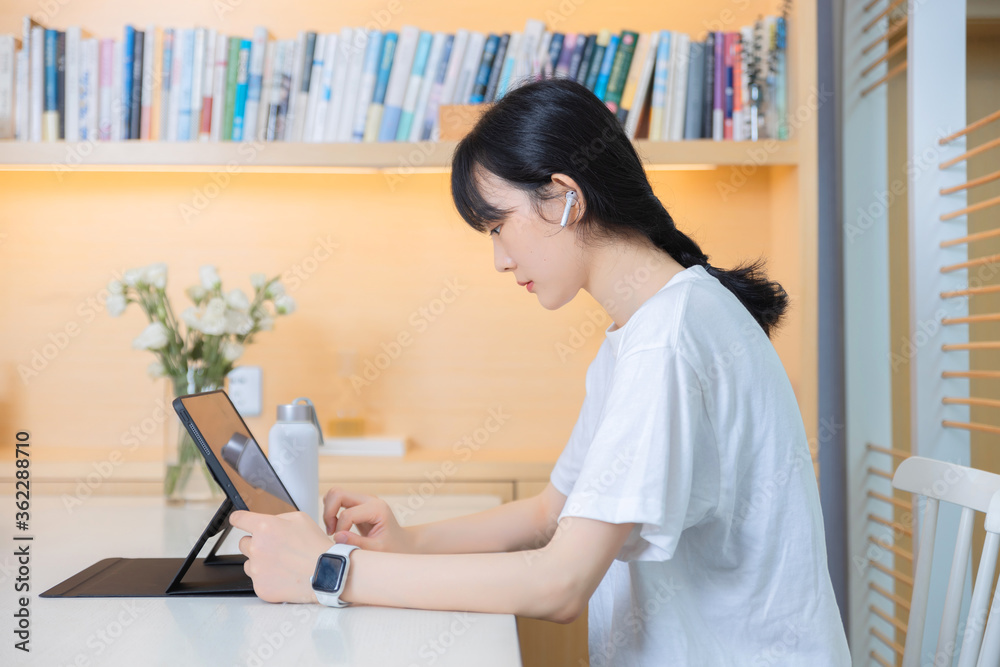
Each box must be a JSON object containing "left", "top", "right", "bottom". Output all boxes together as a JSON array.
[{"left": 312, "top": 554, "right": 347, "bottom": 594}]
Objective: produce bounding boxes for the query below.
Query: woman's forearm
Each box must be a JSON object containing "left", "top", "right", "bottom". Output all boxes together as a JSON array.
[
  {"left": 340, "top": 545, "right": 577, "bottom": 623},
  {"left": 404, "top": 493, "right": 555, "bottom": 555}
]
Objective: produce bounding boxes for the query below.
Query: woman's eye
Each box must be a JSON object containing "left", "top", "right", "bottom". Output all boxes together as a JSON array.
[{"left": 489, "top": 225, "right": 501, "bottom": 237}]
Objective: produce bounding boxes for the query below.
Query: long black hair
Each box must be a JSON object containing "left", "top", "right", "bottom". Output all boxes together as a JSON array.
[{"left": 450, "top": 77, "right": 788, "bottom": 339}]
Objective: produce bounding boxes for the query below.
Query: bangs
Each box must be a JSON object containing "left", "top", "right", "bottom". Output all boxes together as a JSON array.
[{"left": 450, "top": 133, "right": 516, "bottom": 233}]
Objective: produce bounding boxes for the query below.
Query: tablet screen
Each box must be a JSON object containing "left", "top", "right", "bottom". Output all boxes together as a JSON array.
[{"left": 176, "top": 391, "right": 297, "bottom": 515}]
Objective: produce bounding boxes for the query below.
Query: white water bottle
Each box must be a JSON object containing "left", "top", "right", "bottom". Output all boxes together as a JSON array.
[{"left": 268, "top": 397, "right": 322, "bottom": 524}]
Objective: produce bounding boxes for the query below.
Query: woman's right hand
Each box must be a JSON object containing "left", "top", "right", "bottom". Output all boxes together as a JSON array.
[{"left": 322, "top": 488, "right": 416, "bottom": 553}]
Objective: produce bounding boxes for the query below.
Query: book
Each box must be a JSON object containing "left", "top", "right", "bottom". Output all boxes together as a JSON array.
[
  {"left": 231, "top": 38, "right": 251, "bottom": 141},
  {"left": 604, "top": 30, "right": 637, "bottom": 114},
  {"left": 42, "top": 29, "right": 57, "bottom": 141},
  {"left": 159, "top": 29, "right": 173, "bottom": 141},
  {"left": 255, "top": 39, "right": 275, "bottom": 141},
  {"left": 29, "top": 25, "right": 43, "bottom": 141},
  {"left": 289, "top": 31, "right": 316, "bottom": 141},
  {"left": 438, "top": 28, "right": 468, "bottom": 107},
  {"left": 665, "top": 31, "right": 690, "bottom": 141},
  {"left": 264, "top": 39, "right": 287, "bottom": 141},
  {"left": 110, "top": 38, "right": 122, "bottom": 140},
  {"left": 274, "top": 39, "right": 294, "bottom": 140},
  {"left": 362, "top": 30, "right": 394, "bottom": 142},
  {"left": 140, "top": 25, "right": 155, "bottom": 139},
  {"left": 64, "top": 27, "right": 81, "bottom": 141},
  {"left": 310, "top": 33, "right": 337, "bottom": 142},
  {"left": 554, "top": 32, "right": 575, "bottom": 78},
  {"left": 683, "top": 41, "right": 705, "bottom": 139},
  {"left": 713, "top": 31, "right": 724, "bottom": 140},
  {"left": 188, "top": 28, "right": 204, "bottom": 141},
  {"left": 593, "top": 33, "right": 619, "bottom": 101},
  {"left": 545, "top": 32, "right": 563, "bottom": 76},
  {"left": 283, "top": 31, "right": 305, "bottom": 141},
  {"left": 452, "top": 30, "right": 484, "bottom": 106},
  {"left": 409, "top": 31, "right": 447, "bottom": 142},
  {"left": 209, "top": 32, "right": 227, "bottom": 142},
  {"left": 702, "top": 32, "right": 715, "bottom": 140},
  {"left": 566, "top": 33, "right": 588, "bottom": 82},
  {"left": 583, "top": 30, "right": 610, "bottom": 92},
  {"left": 15, "top": 43, "right": 27, "bottom": 140},
  {"left": 419, "top": 33, "right": 454, "bottom": 141},
  {"left": 122, "top": 26, "right": 133, "bottom": 138},
  {"left": 0, "top": 35, "right": 15, "bottom": 139},
  {"left": 573, "top": 34, "right": 597, "bottom": 88},
  {"left": 322, "top": 27, "right": 352, "bottom": 142},
  {"left": 352, "top": 30, "right": 383, "bottom": 142},
  {"left": 221, "top": 36, "right": 240, "bottom": 141},
  {"left": 649, "top": 31, "right": 670, "bottom": 141},
  {"left": 130, "top": 30, "right": 144, "bottom": 140},
  {"left": 468, "top": 33, "right": 499, "bottom": 105},
  {"left": 493, "top": 31, "right": 521, "bottom": 101},
  {"left": 244, "top": 26, "right": 268, "bottom": 142},
  {"left": 301, "top": 33, "right": 326, "bottom": 142},
  {"left": 396, "top": 30, "right": 433, "bottom": 140},
  {"left": 98, "top": 38, "right": 112, "bottom": 140},
  {"left": 378, "top": 25, "right": 419, "bottom": 141},
  {"left": 337, "top": 28, "right": 367, "bottom": 141},
  {"left": 176, "top": 29, "right": 195, "bottom": 141},
  {"left": 621, "top": 31, "right": 658, "bottom": 135},
  {"left": 197, "top": 29, "right": 215, "bottom": 141},
  {"left": 723, "top": 32, "right": 734, "bottom": 140}
]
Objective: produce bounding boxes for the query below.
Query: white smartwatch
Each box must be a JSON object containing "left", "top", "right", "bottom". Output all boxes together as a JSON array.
[{"left": 310, "top": 543, "right": 359, "bottom": 607}]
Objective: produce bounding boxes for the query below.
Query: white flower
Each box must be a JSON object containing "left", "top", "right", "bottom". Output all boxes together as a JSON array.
[
  {"left": 186, "top": 285, "right": 207, "bottom": 304},
  {"left": 199, "top": 265, "right": 221, "bottom": 291},
  {"left": 274, "top": 295, "right": 296, "bottom": 315},
  {"left": 108, "top": 279, "right": 124, "bottom": 295},
  {"left": 123, "top": 267, "right": 145, "bottom": 287},
  {"left": 222, "top": 340, "right": 244, "bottom": 362},
  {"left": 147, "top": 360, "right": 166, "bottom": 379},
  {"left": 181, "top": 306, "right": 201, "bottom": 331},
  {"left": 250, "top": 273, "right": 267, "bottom": 289},
  {"left": 144, "top": 263, "right": 168, "bottom": 289},
  {"left": 226, "top": 288, "right": 250, "bottom": 311},
  {"left": 256, "top": 314, "right": 274, "bottom": 331},
  {"left": 224, "top": 308, "right": 254, "bottom": 336},
  {"left": 106, "top": 294, "right": 128, "bottom": 317},
  {"left": 198, "top": 298, "right": 227, "bottom": 335},
  {"left": 265, "top": 280, "right": 285, "bottom": 298},
  {"left": 132, "top": 322, "right": 170, "bottom": 350}
]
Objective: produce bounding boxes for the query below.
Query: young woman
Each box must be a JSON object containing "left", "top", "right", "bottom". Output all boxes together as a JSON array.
[{"left": 230, "top": 77, "right": 851, "bottom": 666}]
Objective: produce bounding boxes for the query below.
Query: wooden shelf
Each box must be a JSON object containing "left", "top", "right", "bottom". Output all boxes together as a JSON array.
[{"left": 0, "top": 138, "right": 799, "bottom": 173}]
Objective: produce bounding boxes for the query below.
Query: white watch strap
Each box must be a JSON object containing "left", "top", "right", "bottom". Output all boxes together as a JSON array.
[{"left": 311, "top": 543, "right": 359, "bottom": 607}]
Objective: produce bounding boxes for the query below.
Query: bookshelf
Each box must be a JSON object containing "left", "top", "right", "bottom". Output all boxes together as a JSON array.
[
  {"left": 0, "top": 138, "right": 801, "bottom": 171},
  {"left": 0, "top": 2, "right": 817, "bottom": 666}
]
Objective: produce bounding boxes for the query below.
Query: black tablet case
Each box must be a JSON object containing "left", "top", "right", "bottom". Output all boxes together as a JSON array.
[{"left": 40, "top": 497, "right": 255, "bottom": 598}]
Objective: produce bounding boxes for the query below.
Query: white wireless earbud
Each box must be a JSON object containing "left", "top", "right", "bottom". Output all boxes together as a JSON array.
[{"left": 559, "top": 191, "right": 578, "bottom": 228}]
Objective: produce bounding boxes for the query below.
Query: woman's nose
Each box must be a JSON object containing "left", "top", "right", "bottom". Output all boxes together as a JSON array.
[{"left": 494, "top": 243, "right": 515, "bottom": 273}]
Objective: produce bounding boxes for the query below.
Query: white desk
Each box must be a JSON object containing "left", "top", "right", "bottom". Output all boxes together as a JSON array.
[{"left": 2, "top": 494, "right": 522, "bottom": 667}]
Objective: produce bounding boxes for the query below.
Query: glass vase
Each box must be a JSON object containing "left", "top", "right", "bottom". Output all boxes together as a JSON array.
[{"left": 164, "top": 377, "right": 226, "bottom": 505}]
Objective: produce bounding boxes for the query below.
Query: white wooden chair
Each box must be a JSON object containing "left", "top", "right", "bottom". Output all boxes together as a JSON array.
[{"left": 892, "top": 456, "right": 1000, "bottom": 667}]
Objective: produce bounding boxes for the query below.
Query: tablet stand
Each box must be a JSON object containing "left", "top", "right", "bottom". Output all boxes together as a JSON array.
[
  {"left": 40, "top": 496, "right": 256, "bottom": 598},
  {"left": 165, "top": 496, "right": 250, "bottom": 594}
]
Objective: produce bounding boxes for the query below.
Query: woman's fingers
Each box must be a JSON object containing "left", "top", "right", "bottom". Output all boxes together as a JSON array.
[
  {"left": 322, "top": 488, "right": 375, "bottom": 534},
  {"left": 333, "top": 503, "right": 384, "bottom": 537}
]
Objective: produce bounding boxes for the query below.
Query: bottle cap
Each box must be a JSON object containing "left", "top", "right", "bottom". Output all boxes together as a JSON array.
[{"left": 276, "top": 397, "right": 324, "bottom": 440}]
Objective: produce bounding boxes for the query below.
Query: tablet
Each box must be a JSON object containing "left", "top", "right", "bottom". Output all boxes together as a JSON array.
[{"left": 173, "top": 389, "right": 298, "bottom": 516}]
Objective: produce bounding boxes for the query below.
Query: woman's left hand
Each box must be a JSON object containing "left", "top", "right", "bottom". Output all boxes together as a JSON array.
[{"left": 229, "top": 510, "right": 333, "bottom": 604}]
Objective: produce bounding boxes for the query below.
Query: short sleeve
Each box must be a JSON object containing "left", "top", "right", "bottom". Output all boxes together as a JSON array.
[
  {"left": 549, "top": 354, "right": 608, "bottom": 497},
  {"left": 557, "top": 347, "right": 718, "bottom": 562}
]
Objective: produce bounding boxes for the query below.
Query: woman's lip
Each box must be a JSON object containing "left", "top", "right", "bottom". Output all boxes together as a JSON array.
[{"left": 525, "top": 281, "right": 533, "bottom": 292}]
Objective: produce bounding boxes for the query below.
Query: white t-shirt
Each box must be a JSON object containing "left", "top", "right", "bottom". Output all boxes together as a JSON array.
[{"left": 550, "top": 264, "right": 850, "bottom": 666}]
